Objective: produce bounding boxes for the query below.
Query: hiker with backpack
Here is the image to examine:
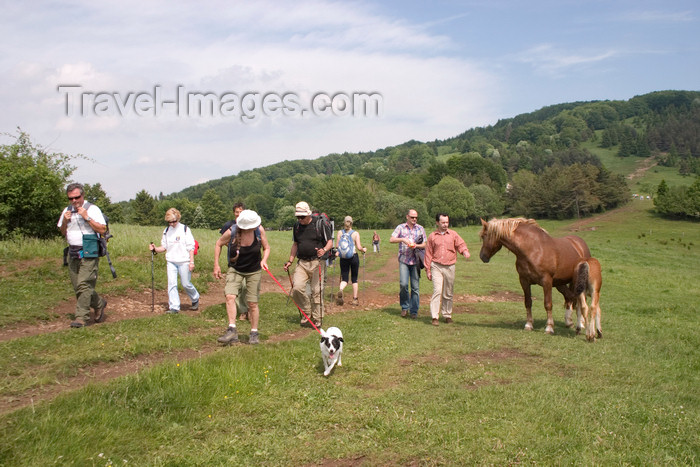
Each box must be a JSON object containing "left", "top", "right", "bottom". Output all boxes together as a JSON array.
[
  {"left": 335, "top": 216, "right": 367, "bottom": 306},
  {"left": 219, "top": 202, "right": 249, "bottom": 322},
  {"left": 283, "top": 201, "right": 333, "bottom": 328},
  {"left": 58, "top": 183, "right": 109, "bottom": 328},
  {"left": 148, "top": 208, "right": 200, "bottom": 314},
  {"left": 213, "top": 210, "right": 270, "bottom": 345}
]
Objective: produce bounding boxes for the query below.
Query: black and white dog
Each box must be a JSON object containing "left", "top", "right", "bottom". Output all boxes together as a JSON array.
[{"left": 320, "top": 327, "right": 344, "bottom": 376}]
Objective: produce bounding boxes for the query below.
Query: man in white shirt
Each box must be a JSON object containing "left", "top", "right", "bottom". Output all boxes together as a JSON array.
[{"left": 57, "top": 183, "right": 108, "bottom": 328}]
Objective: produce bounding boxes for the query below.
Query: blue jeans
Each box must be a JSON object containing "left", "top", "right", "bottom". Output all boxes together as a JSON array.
[
  {"left": 167, "top": 261, "right": 200, "bottom": 311},
  {"left": 399, "top": 261, "right": 420, "bottom": 314}
]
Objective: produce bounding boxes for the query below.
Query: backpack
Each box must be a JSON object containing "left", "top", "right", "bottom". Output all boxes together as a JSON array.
[
  {"left": 164, "top": 224, "right": 198, "bottom": 255},
  {"left": 338, "top": 229, "right": 355, "bottom": 259},
  {"left": 74, "top": 202, "right": 117, "bottom": 278},
  {"left": 228, "top": 224, "right": 262, "bottom": 266},
  {"left": 295, "top": 212, "right": 333, "bottom": 260},
  {"left": 74, "top": 202, "right": 110, "bottom": 257}
]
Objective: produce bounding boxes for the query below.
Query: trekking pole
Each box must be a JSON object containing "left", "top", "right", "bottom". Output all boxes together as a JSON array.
[
  {"left": 285, "top": 266, "right": 293, "bottom": 307},
  {"left": 150, "top": 243, "right": 155, "bottom": 313},
  {"left": 362, "top": 251, "right": 366, "bottom": 302},
  {"left": 318, "top": 263, "right": 324, "bottom": 328}
]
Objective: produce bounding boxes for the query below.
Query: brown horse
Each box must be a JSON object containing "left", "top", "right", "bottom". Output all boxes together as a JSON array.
[
  {"left": 573, "top": 257, "right": 603, "bottom": 342},
  {"left": 479, "top": 218, "right": 591, "bottom": 334}
]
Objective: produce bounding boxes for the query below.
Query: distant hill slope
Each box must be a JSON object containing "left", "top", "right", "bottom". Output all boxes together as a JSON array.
[{"left": 147, "top": 90, "right": 700, "bottom": 227}]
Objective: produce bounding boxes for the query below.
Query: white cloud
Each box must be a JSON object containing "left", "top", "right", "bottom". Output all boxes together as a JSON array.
[{"left": 0, "top": 0, "right": 501, "bottom": 200}]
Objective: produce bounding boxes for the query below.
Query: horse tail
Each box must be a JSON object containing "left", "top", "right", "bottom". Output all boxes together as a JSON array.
[{"left": 574, "top": 260, "right": 590, "bottom": 296}]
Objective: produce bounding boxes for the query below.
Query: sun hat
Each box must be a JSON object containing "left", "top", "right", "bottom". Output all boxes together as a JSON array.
[
  {"left": 295, "top": 201, "right": 312, "bottom": 216},
  {"left": 236, "top": 210, "right": 261, "bottom": 230}
]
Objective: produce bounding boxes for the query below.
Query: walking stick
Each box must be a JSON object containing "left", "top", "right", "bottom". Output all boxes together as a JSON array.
[
  {"left": 285, "top": 265, "right": 293, "bottom": 307},
  {"left": 150, "top": 243, "right": 155, "bottom": 313},
  {"left": 318, "top": 262, "right": 324, "bottom": 328},
  {"left": 362, "top": 251, "right": 366, "bottom": 302}
]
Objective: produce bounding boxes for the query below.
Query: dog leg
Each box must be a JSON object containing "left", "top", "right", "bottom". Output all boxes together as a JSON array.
[{"left": 324, "top": 358, "right": 337, "bottom": 377}]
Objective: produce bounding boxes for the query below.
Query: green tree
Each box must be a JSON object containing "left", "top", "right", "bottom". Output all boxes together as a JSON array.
[
  {"left": 200, "top": 189, "right": 228, "bottom": 229},
  {"left": 312, "top": 175, "right": 378, "bottom": 228},
  {"left": 0, "top": 131, "right": 76, "bottom": 238},
  {"left": 131, "top": 190, "right": 158, "bottom": 225},
  {"left": 469, "top": 184, "right": 505, "bottom": 221},
  {"left": 425, "top": 176, "right": 475, "bottom": 225}
]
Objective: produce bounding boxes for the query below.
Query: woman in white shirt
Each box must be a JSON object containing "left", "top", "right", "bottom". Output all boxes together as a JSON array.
[{"left": 149, "top": 208, "right": 200, "bottom": 313}]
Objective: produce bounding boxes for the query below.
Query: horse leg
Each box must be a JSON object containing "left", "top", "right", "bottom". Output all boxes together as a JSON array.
[
  {"left": 520, "top": 278, "right": 534, "bottom": 331},
  {"left": 543, "top": 281, "right": 555, "bottom": 334},
  {"left": 592, "top": 286, "right": 602, "bottom": 340},
  {"left": 557, "top": 284, "right": 575, "bottom": 328}
]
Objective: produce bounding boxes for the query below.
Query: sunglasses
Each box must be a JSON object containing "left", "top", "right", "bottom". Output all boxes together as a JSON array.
[
  {"left": 168, "top": 220, "right": 178, "bottom": 224},
  {"left": 408, "top": 216, "right": 418, "bottom": 219},
  {"left": 68, "top": 195, "right": 82, "bottom": 201}
]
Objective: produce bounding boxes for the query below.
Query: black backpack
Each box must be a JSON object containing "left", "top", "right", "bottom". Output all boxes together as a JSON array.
[
  {"left": 294, "top": 212, "right": 333, "bottom": 260},
  {"left": 228, "top": 224, "right": 262, "bottom": 266}
]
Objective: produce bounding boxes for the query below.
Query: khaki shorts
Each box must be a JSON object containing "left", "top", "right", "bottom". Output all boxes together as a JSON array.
[{"left": 225, "top": 268, "right": 262, "bottom": 302}]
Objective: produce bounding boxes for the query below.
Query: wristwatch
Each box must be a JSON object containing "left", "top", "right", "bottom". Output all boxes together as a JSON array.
[{"left": 86, "top": 216, "right": 93, "bottom": 222}]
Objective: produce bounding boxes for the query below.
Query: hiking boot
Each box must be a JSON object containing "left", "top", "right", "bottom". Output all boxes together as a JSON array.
[
  {"left": 432, "top": 318, "right": 439, "bottom": 326},
  {"left": 166, "top": 309, "right": 179, "bottom": 314},
  {"left": 401, "top": 309, "right": 408, "bottom": 317},
  {"left": 217, "top": 327, "right": 239, "bottom": 344},
  {"left": 409, "top": 313, "right": 417, "bottom": 320},
  {"left": 336, "top": 291, "right": 344, "bottom": 306},
  {"left": 191, "top": 300, "right": 199, "bottom": 311},
  {"left": 445, "top": 317, "right": 453, "bottom": 324},
  {"left": 94, "top": 299, "right": 107, "bottom": 323},
  {"left": 249, "top": 331, "right": 260, "bottom": 345},
  {"left": 352, "top": 298, "right": 359, "bottom": 306},
  {"left": 70, "top": 320, "right": 91, "bottom": 328}
]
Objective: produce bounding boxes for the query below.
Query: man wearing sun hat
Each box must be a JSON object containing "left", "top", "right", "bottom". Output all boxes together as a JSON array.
[
  {"left": 283, "top": 201, "right": 333, "bottom": 328},
  {"left": 213, "top": 209, "right": 270, "bottom": 345}
]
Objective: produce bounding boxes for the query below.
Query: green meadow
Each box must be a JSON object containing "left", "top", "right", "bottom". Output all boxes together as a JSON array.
[{"left": 1, "top": 200, "right": 699, "bottom": 464}]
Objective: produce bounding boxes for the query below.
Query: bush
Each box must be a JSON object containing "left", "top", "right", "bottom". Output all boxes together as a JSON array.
[{"left": 0, "top": 131, "right": 77, "bottom": 239}]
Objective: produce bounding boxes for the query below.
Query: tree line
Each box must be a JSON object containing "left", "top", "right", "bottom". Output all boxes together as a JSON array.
[{"left": 2, "top": 90, "right": 699, "bottom": 239}]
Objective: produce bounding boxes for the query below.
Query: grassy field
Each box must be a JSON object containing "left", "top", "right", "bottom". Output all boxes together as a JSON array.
[{"left": 0, "top": 197, "right": 699, "bottom": 465}]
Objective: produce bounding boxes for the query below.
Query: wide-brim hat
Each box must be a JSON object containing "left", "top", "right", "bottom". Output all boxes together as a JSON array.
[
  {"left": 236, "top": 210, "right": 261, "bottom": 230},
  {"left": 295, "top": 201, "right": 312, "bottom": 216}
]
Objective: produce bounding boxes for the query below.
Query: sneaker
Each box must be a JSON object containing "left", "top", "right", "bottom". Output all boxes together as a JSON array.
[
  {"left": 352, "top": 298, "right": 359, "bottom": 306},
  {"left": 191, "top": 300, "right": 199, "bottom": 311},
  {"left": 94, "top": 299, "right": 107, "bottom": 323},
  {"left": 336, "top": 291, "right": 344, "bottom": 306},
  {"left": 217, "top": 327, "right": 239, "bottom": 344},
  {"left": 166, "top": 309, "right": 179, "bottom": 314},
  {"left": 249, "top": 331, "right": 259, "bottom": 345},
  {"left": 445, "top": 317, "right": 453, "bottom": 324},
  {"left": 432, "top": 318, "right": 439, "bottom": 326},
  {"left": 401, "top": 309, "right": 408, "bottom": 317}
]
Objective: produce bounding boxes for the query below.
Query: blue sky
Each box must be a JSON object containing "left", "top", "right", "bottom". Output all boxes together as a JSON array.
[{"left": 1, "top": 0, "right": 698, "bottom": 201}]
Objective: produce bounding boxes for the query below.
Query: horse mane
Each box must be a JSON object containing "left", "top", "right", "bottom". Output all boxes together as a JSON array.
[{"left": 480, "top": 218, "right": 545, "bottom": 241}]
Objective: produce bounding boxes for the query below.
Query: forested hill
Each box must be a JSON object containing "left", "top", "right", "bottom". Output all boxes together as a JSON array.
[{"left": 150, "top": 90, "right": 700, "bottom": 228}]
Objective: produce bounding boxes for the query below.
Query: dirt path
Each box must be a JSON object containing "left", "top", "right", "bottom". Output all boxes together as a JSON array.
[
  {"left": 627, "top": 155, "right": 658, "bottom": 180},
  {"left": 1, "top": 251, "right": 520, "bottom": 414}
]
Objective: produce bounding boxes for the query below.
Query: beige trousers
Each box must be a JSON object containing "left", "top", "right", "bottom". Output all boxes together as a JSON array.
[
  {"left": 292, "top": 258, "right": 325, "bottom": 325},
  {"left": 430, "top": 262, "right": 456, "bottom": 319}
]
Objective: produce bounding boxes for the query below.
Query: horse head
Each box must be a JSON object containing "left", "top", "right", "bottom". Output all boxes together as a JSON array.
[{"left": 478, "top": 218, "right": 502, "bottom": 263}]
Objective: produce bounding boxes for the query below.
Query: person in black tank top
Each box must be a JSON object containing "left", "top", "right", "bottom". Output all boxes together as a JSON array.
[{"left": 213, "top": 210, "right": 270, "bottom": 345}]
